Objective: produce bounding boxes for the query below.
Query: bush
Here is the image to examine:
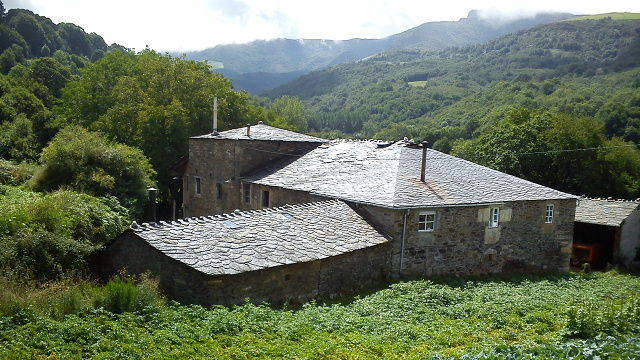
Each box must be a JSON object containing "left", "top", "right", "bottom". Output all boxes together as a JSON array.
[
  {"left": 0, "top": 185, "right": 129, "bottom": 279},
  {"left": 30, "top": 125, "right": 155, "bottom": 215},
  {"left": 0, "top": 159, "right": 37, "bottom": 185},
  {"left": 94, "top": 275, "right": 164, "bottom": 314}
]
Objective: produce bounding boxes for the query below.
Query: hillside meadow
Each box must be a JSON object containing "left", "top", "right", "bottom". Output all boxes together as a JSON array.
[{"left": 0, "top": 271, "right": 639, "bottom": 359}]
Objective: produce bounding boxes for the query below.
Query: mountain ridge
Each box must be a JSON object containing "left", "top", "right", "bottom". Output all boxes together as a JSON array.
[{"left": 181, "top": 11, "right": 575, "bottom": 93}]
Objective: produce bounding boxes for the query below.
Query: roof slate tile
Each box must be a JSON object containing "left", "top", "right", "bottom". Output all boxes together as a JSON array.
[
  {"left": 247, "top": 140, "right": 576, "bottom": 208},
  {"left": 130, "top": 200, "right": 389, "bottom": 276}
]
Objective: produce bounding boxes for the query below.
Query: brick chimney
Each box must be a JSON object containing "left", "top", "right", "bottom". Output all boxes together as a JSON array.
[{"left": 246, "top": 124, "right": 251, "bottom": 136}]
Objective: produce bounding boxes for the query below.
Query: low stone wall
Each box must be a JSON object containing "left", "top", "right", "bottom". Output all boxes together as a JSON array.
[{"left": 94, "top": 231, "right": 391, "bottom": 306}]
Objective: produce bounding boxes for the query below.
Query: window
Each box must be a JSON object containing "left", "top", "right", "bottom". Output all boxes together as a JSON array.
[
  {"left": 262, "top": 190, "right": 270, "bottom": 208},
  {"left": 545, "top": 204, "right": 554, "bottom": 223},
  {"left": 216, "top": 183, "right": 222, "bottom": 199},
  {"left": 489, "top": 207, "right": 500, "bottom": 228},
  {"left": 243, "top": 183, "right": 251, "bottom": 204},
  {"left": 418, "top": 211, "right": 436, "bottom": 232},
  {"left": 195, "top": 177, "right": 201, "bottom": 195}
]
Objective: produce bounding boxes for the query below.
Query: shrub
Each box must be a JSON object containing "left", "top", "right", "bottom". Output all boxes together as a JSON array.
[
  {"left": 0, "top": 185, "right": 129, "bottom": 280},
  {"left": 0, "top": 159, "right": 38, "bottom": 185},
  {"left": 94, "top": 275, "right": 164, "bottom": 314},
  {"left": 30, "top": 125, "right": 155, "bottom": 215}
]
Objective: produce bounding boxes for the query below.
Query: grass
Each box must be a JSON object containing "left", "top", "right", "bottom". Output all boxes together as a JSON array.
[
  {"left": 564, "top": 12, "right": 640, "bottom": 21},
  {"left": 408, "top": 80, "right": 428, "bottom": 87},
  {"left": 0, "top": 271, "right": 639, "bottom": 358}
]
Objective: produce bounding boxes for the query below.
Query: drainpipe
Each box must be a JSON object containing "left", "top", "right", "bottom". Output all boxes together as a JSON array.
[{"left": 400, "top": 209, "right": 409, "bottom": 275}]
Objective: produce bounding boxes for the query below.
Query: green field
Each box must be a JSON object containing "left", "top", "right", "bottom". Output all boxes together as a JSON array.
[
  {"left": 408, "top": 80, "right": 428, "bottom": 87},
  {"left": 564, "top": 12, "right": 640, "bottom": 21},
  {"left": 1, "top": 271, "right": 639, "bottom": 359}
]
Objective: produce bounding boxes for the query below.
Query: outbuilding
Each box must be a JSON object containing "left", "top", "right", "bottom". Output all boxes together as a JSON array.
[{"left": 573, "top": 197, "right": 640, "bottom": 269}]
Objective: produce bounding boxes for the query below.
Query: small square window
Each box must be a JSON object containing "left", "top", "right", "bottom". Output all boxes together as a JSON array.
[
  {"left": 545, "top": 204, "right": 554, "bottom": 224},
  {"left": 195, "top": 177, "right": 201, "bottom": 195},
  {"left": 489, "top": 207, "right": 500, "bottom": 228},
  {"left": 243, "top": 183, "right": 251, "bottom": 204},
  {"left": 418, "top": 211, "right": 436, "bottom": 232}
]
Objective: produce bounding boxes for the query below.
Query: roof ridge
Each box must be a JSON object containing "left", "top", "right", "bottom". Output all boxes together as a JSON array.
[{"left": 580, "top": 196, "right": 640, "bottom": 203}]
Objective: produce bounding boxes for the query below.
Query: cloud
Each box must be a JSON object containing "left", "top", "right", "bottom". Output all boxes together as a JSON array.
[
  {"left": 204, "top": 0, "right": 249, "bottom": 20},
  {"left": 4, "top": 0, "right": 35, "bottom": 10}
]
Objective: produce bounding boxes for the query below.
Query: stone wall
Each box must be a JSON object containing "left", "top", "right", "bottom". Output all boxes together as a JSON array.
[
  {"left": 243, "top": 183, "right": 330, "bottom": 210},
  {"left": 95, "top": 231, "right": 390, "bottom": 306},
  {"left": 183, "top": 138, "right": 320, "bottom": 217},
  {"left": 618, "top": 209, "right": 640, "bottom": 267},
  {"left": 353, "top": 198, "right": 575, "bottom": 277}
]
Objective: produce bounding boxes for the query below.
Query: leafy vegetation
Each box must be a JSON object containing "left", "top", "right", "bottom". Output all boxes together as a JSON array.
[
  {"left": 30, "top": 125, "right": 155, "bottom": 213},
  {"left": 0, "top": 185, "right": 129, "bottom": 279},
  {"left": 0, "top": 271, "right": 638, "bottom": 359}
]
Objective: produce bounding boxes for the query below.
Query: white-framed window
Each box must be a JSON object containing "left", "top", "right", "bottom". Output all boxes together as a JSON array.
[
  {"left": 489, "top": 207, "right": 500, "bottom": 228},
  {"left": 418, "top": 211, "right": 436, "bottom": 232},
  {"left": 545, "top": 204, "right": 554, "bottom": 223},
  {"left": 195, "top": 177, "right": 201, "bottom": 195}
]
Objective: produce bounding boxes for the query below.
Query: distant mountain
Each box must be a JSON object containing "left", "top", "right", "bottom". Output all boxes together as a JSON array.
[
  {"left": 264, "top": 16, "right": 640, "bottom": 137},
  {"left": 182, "top": 11, "right": 575, "bottom": 93}
]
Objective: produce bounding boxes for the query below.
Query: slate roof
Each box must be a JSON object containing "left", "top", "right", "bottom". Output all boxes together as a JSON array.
[
  {"left": 247, "top": 139, "right": 576, "bottom": 208},
  {"left": 129, "top": 200, "right": 388, "bottom": 276},
  {"left": 575, "top": 197, "right": 639, "bottom": 226},
  {"left": 192, "top": 122, "right": 327, "bottom": 143}
]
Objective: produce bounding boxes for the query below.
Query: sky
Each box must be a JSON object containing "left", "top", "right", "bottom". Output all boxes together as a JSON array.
[{"left": 4, "top": 0, "right": 640, "bottom": 52}]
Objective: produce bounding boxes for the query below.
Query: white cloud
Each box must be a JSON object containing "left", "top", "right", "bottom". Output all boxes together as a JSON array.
[{"left": 4, "top": 0, "right": 640, "bottom": 51}]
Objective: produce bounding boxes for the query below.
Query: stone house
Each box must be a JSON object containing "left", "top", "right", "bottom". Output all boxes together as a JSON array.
[
  {"left": 574, "top": 197, "right": 639, "bottom": 269},
  {"left": 99, "top": 123, "right": 577, "bottom": 305},
  {"left": 98, "top": 200, "right": 389, "bottom": 306}
]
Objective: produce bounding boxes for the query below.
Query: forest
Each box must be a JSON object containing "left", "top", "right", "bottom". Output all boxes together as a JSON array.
[{"left": 1, "top": 2, "right": 640, "bottom": 359}]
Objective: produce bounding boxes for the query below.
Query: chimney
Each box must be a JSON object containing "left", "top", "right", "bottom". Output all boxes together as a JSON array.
[
  {"left": 212, "top": 97, "right": 218, "bottom": 135},
  {"left": 246, "top": 124, "right": 251, "bottom": 136},
  {"left": 147, "top": 187, "right": 158, "bottom": 223},
  {"left": 420, "top": 141, "right": 429, "bottom": 183}
]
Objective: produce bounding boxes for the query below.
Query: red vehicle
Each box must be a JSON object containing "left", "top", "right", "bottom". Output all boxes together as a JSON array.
[{"left": 571, "top": 243, "right": 606, "bottom": 269}]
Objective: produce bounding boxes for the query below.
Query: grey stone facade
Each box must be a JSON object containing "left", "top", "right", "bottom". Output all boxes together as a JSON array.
[
  {"left": 183, "top": 137, "right": 321, "bottom": 216},
  {"left": 98, "top": 230, "right": 390, "bottom": 306}
]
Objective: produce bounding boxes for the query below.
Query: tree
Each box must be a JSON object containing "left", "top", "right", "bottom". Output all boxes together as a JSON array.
[
  {"left": 58, "top": 50, "right": 269, "bottom": 196},
  {"left": 270, "top": 95, "right": 308, "bottom": 132},
  {"left": 31, "top": 126, "right": 155, "bottom": 214},
  {"left": 29, "top": 57, "right": 71, "bottom": 97}
]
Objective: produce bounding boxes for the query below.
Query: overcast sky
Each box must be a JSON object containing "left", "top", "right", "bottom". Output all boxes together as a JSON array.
[{"left": 4, "top": 0, "right": 640, "bottom": 52}]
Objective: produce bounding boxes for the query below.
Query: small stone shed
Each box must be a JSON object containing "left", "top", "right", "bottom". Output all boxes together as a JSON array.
[
  {"left": 574, "top": 197, "right": 640, "bottom": 268},
  {"left": 96, "top": 200, "right": 390, "bottom": 306}
]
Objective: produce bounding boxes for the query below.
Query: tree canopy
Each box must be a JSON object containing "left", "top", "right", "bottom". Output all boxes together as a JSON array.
[{"left": 30, "top": 125, "right": 155, "bottom": 214}]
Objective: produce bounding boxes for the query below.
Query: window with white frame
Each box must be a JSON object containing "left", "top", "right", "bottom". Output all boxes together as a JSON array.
[
  {"left": 545, "top": 204, "right": 554, "bottom": 223},
  {"left": 489, "top": 207, "right": 500, "bottom": 228},
  {"left": 418, "top": 211, "right": 436, "bottom": 232},
  {"left": 195, "top": 177, "right": 201, "bottom": 195}
]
